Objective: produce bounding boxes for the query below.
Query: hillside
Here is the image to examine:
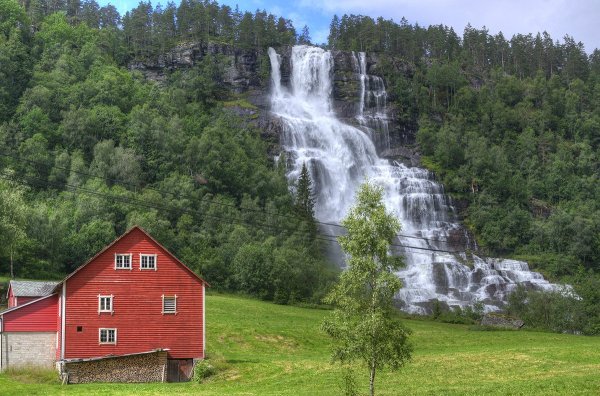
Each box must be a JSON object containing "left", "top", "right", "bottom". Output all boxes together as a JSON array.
[
  {"left": 1, "top": 0, "right": 600, "bottom": 332},
  {"left": 2, "top": 294, "right": 600, "bottom": 395}
]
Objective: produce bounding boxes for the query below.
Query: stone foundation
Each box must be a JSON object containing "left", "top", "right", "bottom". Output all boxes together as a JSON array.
[
  {"left": 1, "top": 332, "right": 56, "bottom": 370},
  {"left": 63, "top": 350, "right": 168, "bottom": 384}
]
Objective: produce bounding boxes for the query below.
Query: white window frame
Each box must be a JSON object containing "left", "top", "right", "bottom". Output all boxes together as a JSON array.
[
  {"left": 114, "top": 253, "right": 132, "bottom": 270},
  {"left": 140, "top": 254, "right": 157, "bottom": 271},
  {"left": 162, "top": 294, "right": 177, "bottom": 314},
  {"left": 98, "top": 295, "right": 114, "bottom": 314},
  {"left": 99, "top": 328, "right": 117, "bottom": 345}
]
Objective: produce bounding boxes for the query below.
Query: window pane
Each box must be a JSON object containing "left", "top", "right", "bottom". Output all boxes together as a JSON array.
[
  {"left": 116, "top": 254, "right": 130, "bottom": 268},
  {"left": 141, "top": 255, "right": 155, "bottom": 269}
]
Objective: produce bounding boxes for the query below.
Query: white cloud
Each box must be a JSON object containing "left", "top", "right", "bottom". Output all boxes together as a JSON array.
[{"left": 296, "top": 0, "right": 600, "bottom": 51}]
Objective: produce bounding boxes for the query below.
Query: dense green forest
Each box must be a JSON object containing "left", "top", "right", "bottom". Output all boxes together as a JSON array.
[
  {"left": 1, "top": 0, "right": 600, "bottom": 331},
  {"left": 0, "top": 0, "right": 334, "bottom": 305}
]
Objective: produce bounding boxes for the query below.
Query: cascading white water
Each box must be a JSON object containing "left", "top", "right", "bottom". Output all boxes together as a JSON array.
[
  {"left": 354, "top": 52, "right": 391, "bottom": 151},
  {"left": 269, "top": 45, "right": 563, "bottom": 314}
]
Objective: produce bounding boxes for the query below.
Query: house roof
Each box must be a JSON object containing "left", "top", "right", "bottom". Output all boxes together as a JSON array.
[
  {"left": 9, "top": 280, "right": 60, "bottom": 297},
  {"left": 53, "top": 225, "right": 209, "bottom": 292}
]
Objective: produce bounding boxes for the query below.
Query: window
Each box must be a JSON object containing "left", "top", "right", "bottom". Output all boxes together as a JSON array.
[
  {"left": 77, "top": 326, "right": 83, "bottom": 332},
  {"left": 140, "top": 254, "right": 157, "bottom": 270},
  {"left": 98, "top": 295, "right": 113, "bottom": 313},
  {"left": 99, "top": 328, "right": 117, "bottom": 344},
  {"left": 162, "top": 295, "right": 177, "bottom": 314},
  {"left": 115, "top": 254, "right": 132, "bottom": 270}
]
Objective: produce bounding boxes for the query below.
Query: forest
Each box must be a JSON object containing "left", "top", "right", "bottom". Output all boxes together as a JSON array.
[
  {"left": 0, "top": 0, "right": 333, "bottom": 305},
  {"left": 0, "top": 0, "right": 599, "bottom": 331}
]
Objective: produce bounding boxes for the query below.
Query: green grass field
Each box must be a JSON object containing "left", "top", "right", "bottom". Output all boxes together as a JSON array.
[{"left": 2, "top": 294, "right": 600, "bottom": 395}]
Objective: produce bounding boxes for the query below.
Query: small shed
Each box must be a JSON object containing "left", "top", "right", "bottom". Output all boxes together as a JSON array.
[
  {"left": 0, "top": 294, "right": 59, "bottom": 370},
  {"left": 7, "top": 280, "right": 59, "bottom": 308}
]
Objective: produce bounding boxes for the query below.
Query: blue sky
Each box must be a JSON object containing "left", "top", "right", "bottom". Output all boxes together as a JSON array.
[{"left": 101, "top": 0, "right": 600, "bottom": 52}]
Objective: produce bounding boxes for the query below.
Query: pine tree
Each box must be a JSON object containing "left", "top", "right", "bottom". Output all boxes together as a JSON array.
[
  {"left": 298, "top": 24, "right": 311, "bottom": 44},
  {"left": 328, "top": 14, "right": 340, "bottom": 48},
  {"left": 294, "top": 162, "right": 318, "bottom": 240},
  {"left": 295, "top": 162, "right": 315, "bottom": 221}
]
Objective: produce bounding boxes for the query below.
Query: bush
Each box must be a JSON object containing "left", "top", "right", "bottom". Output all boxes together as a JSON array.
[
  {"left": 193, "top": 360, "right": 215, "bottom": 383},
  {"left": 507, "top": 285, "right": 586, "bottom": 334},
  {"left": 432, "top": 300, "right": 484, "bottom": 324}
]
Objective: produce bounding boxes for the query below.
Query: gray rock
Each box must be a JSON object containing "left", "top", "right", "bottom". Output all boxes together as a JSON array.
[
  {"left": 480, "top": 314, "right": 525, "bottom": 329},
  {"left": 129, "top": 42, "right": 265, "bottom": 93}
]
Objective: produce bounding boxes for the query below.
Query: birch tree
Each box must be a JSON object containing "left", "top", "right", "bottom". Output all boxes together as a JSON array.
[{"left": 322, "top": 181, "right": 412, "bottom": 396}]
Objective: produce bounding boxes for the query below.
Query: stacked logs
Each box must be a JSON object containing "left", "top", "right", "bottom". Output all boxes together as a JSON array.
[{"left": 65, "top": 350, "right": 167, "bottom": 384}]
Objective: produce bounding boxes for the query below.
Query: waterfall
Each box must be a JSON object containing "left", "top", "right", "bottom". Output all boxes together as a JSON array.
[
  {"left": 268, "top": 45, "right": 563, "bottom": 314},
  {"left": 354, "top": 52, "right": 391, "bottom": 151}
]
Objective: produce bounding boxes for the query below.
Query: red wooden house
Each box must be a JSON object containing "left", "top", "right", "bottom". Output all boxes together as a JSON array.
[{"left": 0, "top": 226, "right": 207, "bottom": 383}]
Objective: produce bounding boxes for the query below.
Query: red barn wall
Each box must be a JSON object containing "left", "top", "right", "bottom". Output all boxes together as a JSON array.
[
  {"left": 15, "top": 296, "right": 38, "bottom": 306},
  {"left": 2, "top": 295, "right": 58, "bottom": 332},
  {"left": 64, "top": 228, "right": 204, "bottom": 360}
]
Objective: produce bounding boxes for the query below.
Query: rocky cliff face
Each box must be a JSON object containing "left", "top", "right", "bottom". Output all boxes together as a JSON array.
[
  {"left": 129, "top": 44, "right": 418, "bottom": 159},
  {"left": 329, "top": 50, "right": 417, "bottom": 160},
  {"left": 130, "top": 42, "right": 265, "bottom": 93}
]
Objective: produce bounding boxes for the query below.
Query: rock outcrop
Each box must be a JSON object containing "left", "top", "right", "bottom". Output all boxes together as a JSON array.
[
  {"left": 130, "top": 42, "right": 265, "bottom": 95},
  {"left": 480, "top": 314, "right": 525, "bottom": 329}
]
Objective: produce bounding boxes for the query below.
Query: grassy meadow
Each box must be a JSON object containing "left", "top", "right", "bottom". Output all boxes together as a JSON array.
[{"left": 2, "top": 294, "right": 600, "bottom": 395}]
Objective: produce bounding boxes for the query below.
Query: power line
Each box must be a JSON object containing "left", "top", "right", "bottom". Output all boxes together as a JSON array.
[
  {"left": 0, "top": 172, "right": 465, "bottom": 254},
  {"left": 315, "top": 234, "right": 464, "bottom": 254},
  {"left": 0, "top": 150, "right": 465, "bottom": 245}
]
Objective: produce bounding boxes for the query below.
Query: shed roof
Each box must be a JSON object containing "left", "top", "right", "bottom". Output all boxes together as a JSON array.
[
  {"left": 61, "top": 348, "right": 170, "bottom": 363},
  {"left": 9, "top": 280, "right": 60, "bottom": 297}
]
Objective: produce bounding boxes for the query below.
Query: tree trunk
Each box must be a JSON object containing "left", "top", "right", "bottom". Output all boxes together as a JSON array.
[
  {"left": 10, "top": 247, "right": 14, "bottom": 279},
  {"left": 370, "top": 361, "right": 376, "bottom": 396}
]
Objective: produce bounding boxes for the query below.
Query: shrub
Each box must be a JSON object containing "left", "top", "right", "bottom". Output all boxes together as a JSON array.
[
  {"left": 193, "top": 360, "right": 215, "bottom": 383},
  {"left": 507, "top": 285, "right": 586, "bottom": 334}
]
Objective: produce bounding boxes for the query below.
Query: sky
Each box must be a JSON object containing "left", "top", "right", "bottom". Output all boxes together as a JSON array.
[{"left": 102, "top": 0, "right": 600, "bottom": 52}]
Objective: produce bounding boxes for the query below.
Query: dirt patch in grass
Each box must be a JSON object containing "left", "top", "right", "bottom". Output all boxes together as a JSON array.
[{"left": 254, "top": 334, "right": 298, "bottom": 350}]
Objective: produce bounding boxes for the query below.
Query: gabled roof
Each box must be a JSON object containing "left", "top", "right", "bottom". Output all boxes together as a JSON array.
[
  {"left": 53, "top": 225, "right": 209, "bottom": 291},
  {"left": 9, "top": 280, "right": 60, "bottom": 297}
]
